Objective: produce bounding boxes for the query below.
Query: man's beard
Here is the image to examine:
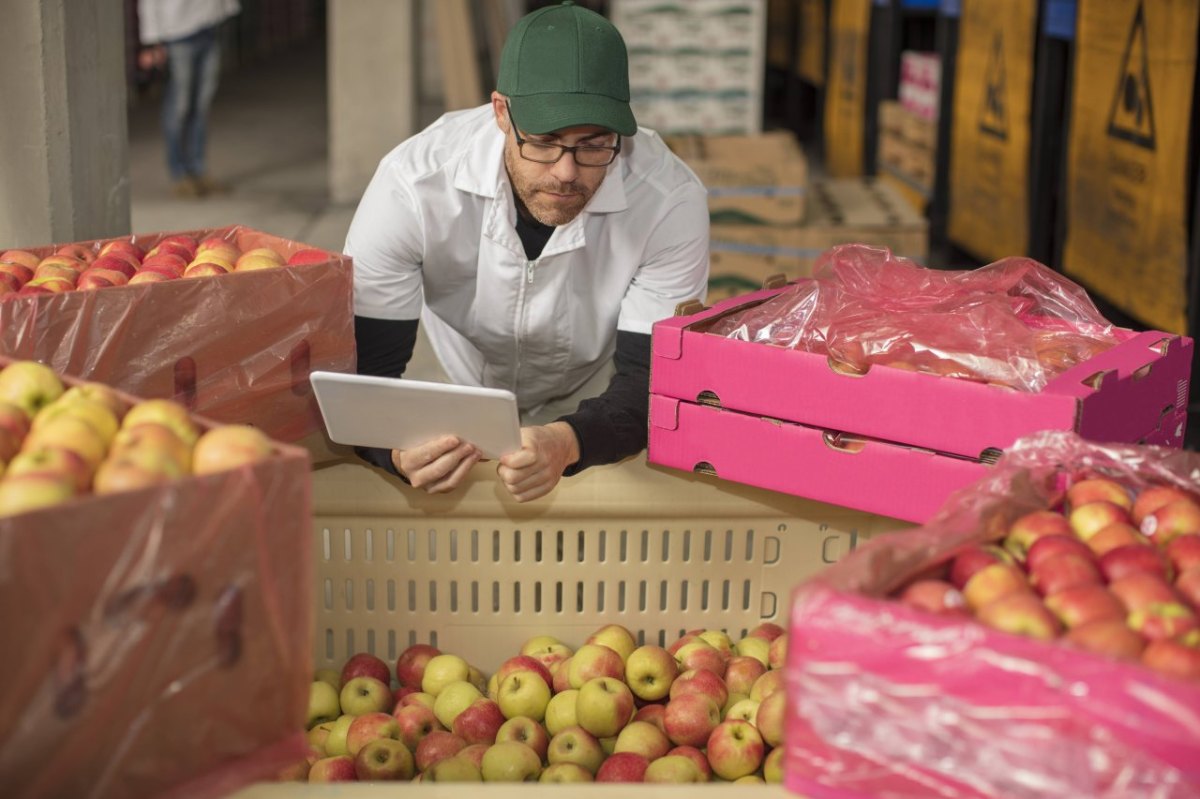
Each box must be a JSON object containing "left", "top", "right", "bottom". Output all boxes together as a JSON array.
[{"left": 505, "top": 149, "right": 594, "bottom": 226}]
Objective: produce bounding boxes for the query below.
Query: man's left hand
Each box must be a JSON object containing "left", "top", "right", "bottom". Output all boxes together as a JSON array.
[{"left": 498, "top": 422, "right": 580, "bottom": 502}]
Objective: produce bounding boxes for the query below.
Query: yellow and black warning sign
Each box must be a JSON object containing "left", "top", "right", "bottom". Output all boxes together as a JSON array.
[
  {"left": 1064, "top": 0, "right": 1198, "bottom": 334},
  {"left": 823, "top": 0, "right": 871, "bottom": 177},
  {"left": 796, "top": 0, "right": 827, "bottom": 87},
  {"left": 946, "top": 0, "right": 1037, "bottom": 262}
]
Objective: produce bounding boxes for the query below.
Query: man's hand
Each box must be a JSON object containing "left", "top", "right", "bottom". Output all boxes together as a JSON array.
[
  {"left": 498, "top": 422, "right": 580, "bottom": 502},
  {"left": 391, "top": 435, "right": 481, "bottom": 494},
  {"left": 138, "top": 45, "right": 167, "bottom": 71}
]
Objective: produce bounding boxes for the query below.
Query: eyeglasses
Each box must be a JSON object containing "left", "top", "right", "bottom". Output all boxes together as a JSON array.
[{"left": 506, "top": 103, "right": 620, "bottom": 167}]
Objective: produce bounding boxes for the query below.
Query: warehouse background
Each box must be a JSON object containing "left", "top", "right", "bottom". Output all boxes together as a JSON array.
[{"left": 3, "top": 0, "right": 1198, "bottom": 444}]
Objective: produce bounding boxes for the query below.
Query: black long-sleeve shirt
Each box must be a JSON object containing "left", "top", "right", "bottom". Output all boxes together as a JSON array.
[{"left": 354, "top": 212, "right": 651, "bottom": 478}]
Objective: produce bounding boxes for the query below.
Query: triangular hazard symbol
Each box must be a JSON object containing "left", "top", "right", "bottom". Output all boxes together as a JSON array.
[
  {"left": 1107, "top": 0, "right": 1156, "bottom": 150},
  {"left": 979, "top": 29, "right": 1007, "bottom": 140}
]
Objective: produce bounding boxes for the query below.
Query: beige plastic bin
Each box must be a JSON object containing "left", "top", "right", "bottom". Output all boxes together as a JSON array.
[{"left": 230, "top": 455, "right": 908, "bottom": 796}]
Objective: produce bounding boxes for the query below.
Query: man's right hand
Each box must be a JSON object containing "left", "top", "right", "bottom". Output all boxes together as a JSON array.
[{"left": 391, "top": 435, "right": 481, "bottom": 493}]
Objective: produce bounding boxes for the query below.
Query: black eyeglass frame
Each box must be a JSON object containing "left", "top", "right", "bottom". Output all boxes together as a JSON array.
[{"left": 505, "top": 102, "right": 621, "bottom": 167}]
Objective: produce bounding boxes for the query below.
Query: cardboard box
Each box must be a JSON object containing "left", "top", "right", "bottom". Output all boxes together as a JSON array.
[
  {"left": 707, "top": 178, "right": 929, "bottom": 290},
  {"left": 901, "top": 109, "right": 937, "bottom": 150},
  {"left": 651, "top": 284, "right": 1192, "bottom": 466},
  {"left": 666, "top": 131, "right": 809, "bottom": 226},
  {"left": 648, "top": 395, "right": 989, "bottom": 523},
  {"left": 0, "top": 225, "right": 355, "bottom": 443},
  {"left": 878, "top": 99, "right": 906, "bottom": 137},
  {"left": 0, "top": 356, "right": 312, "bottom": 799},
  {"left": 785, "top": 433, "right": 1200, "bottom": 798}
]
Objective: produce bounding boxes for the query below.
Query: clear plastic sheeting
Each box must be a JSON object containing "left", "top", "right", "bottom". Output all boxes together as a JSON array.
[
  {"left": 785, "top": 431, "right": 1200, "bottom": 799},
  {"left": 709, "top": 244, "right": 1119, "bottom": 392},
  {"left": 0, "top": 360, "right": 314, "bottom": 799},
  {"left": 0, "top": 226, "right": 355, "bottom": 442}
]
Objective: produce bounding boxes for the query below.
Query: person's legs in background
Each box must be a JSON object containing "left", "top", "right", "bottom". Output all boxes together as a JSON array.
[
  {"left": 162, "top": 35, "right": 198, "bottom": 196},
  {"left": 186, "top": 26, "right": 226, "bottom": 194}
]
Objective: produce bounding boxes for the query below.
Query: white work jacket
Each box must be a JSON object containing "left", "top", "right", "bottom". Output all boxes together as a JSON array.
[{"left": 346, "top": 104, "right": 710, "bottom": 411}]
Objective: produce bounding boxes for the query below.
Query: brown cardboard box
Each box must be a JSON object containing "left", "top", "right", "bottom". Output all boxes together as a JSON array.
[{"left": 665, "top": 131, "right": 809, "bottom": 226}]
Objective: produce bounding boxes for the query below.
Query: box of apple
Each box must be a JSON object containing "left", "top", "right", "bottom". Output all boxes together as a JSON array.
[
  {"left": 783, "top": 430, "right": 1200, "bottom": 799},
  {"left": 291, "top": 621, "right": 790, "bottom": 785},
  {"left": 0, "top": 226, "right": 355, "bottom": 442},
  {"left": 0, "top": 356, "right": 314, "bottom": 799}
]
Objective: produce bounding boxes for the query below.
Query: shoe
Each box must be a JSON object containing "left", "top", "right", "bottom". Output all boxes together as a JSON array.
[
  {"left": 191, "top": 175, "right": 230, "bottom": 195},
  {"left": 171, "top": 177, "right": 203, "bottom": 198}
]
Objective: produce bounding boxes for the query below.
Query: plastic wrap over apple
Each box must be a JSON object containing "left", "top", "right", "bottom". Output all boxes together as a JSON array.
[
  {"left": 0, "top": 362, "right": 314, "bottom": 799},
  {"left": 0, "top": 225, "right": 355, "bottom": 443},
  {"left": 708, "top": 244, "right": 1119, "bottom": 392},
  {"left": 784, "top": 430, "right": 1200, "bottom": 799}
]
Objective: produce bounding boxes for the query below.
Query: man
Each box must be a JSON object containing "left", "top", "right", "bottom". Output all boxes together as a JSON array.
[
  {"left": 347, "top": 1, "right": 709, "bottom": 502},
  {"left": 138, "top": 0, "right": 240, "bottom": 197}
]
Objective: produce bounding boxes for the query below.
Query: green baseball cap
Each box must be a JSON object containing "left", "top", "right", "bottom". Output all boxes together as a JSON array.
[{"left": 497, "top": 1, "right": 637, "bottom": 137}]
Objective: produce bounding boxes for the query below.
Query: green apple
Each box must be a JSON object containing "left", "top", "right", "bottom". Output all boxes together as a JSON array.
[
  {"left": 614, "top": 720, "right": 670, "bottom": 761},
  {"left": 308, "top": 680, "right": 341, "bottom": 729},
  {"left": 120, "top": 398, "right": 199, "bottom": 446},
  {"left": 763, "top": 745, "right": 784, "bottom": 783},
  {"left": 699, "top": 629, "right": 734, "bottom": 654},
  {"left": 315, "top": 668, "right": 341, "bottom": 690},
  {"left": 353, "top": 737, "right": 413, "bottom": 780},
  {"left": 624, "top": 645, "right": 679, "bottom": 701},
  {"left": 546, "top": 725, "right": 604, "bottom": 774},
  {"left": 544, "top": 689, "right": 579, "bottom": 736},
  {"left": 734, "top": 636, "right": 770, "bottom": 666},
  {"left": 722, "top": 692, "right": 749, "bottom": 719},
  {"left": 644, "top": 754, "right": 705, "bottom": 783},
  {"left": 480, "top": 740, "right": 542, "bottom": 782},
  {"left": 433, "top": 680, "right": 481, "bottom": 729},
  {"left": 422, "top": 654, "right": 470, "bottom": 696},
  {"left": 33, "top": 398, "right": 119, "bottom": 446},
  {"left": 324, "top": 714, "right": 356, "bottom": 757},
  {"left": 586, "top": 623, "right": 637, "bottom": 662},
  {"left": 340, "top": 676, "right": 392, "bottom": 716},
  {"left": 497, "top": 670, "right": 551, "bottom": 721},
  {"left": 576, "top": 677, "right": 635, "bottom": 739},
  {"left": 0, "top": 361, "right": 64, "bottom": 416},
  {"left": 0, "top": 473, "right": 76, "bottom": 517},
  {"left": 725, "top": 698, "right": 760, "bottom": 724},
  {"left": 467, "top": 664, "right": 488, "bottom": 693},
  {"left": 426, "top": 755, "right": 482, "bottom": 782},
  {"left": 306, "top": 721, "right": 336, "bottom": 758},
  {"left": 540, "top": 763, "right": 594, "bottom": 782}
]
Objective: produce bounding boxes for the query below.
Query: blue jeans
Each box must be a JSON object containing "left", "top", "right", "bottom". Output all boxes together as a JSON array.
[{"left": 162, "top": 26, "right": 222, "bottom": 180}]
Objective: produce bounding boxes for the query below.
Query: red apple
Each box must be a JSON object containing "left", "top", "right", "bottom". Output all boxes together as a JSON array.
[
  {"left": 1141, "top": 638, "right": 1200, "bottom": 680},
  {"left": 744, "top": 622, "right": 786, "bottom": 642},
  {"left": 663, "top": 692, "right": 721, "bottom": 748},
  {"left": 128, "top": 270, "right": 172, "bottom": 286},
  {"left": 286, "top": 247, "right": 331, "bottom": 266},
  {"left": 674, "top": 640, "right": 727, "bottom": 678},
  {"left": 391, "top": 702, "right": 441, "bottom": 752},
  {"left": 568, "top": 644, "right": 625, "bottom": 688},
  {"left": 0, "top": 250, "right": 40, "bottom": 269},
  {"left": 1026, "top": 534, "right": 1095, "bottom": 572},
  {"left": 1176, "top": 566, "right": 1200, "bottom": 611},
  {"left": 595, "top": 752, "right": 649, "bottom": 783},
  {"left": 669, "top": 668, "right": 728, "bottom": 710},
  {"left": 183, "top": 261, "right": 230, "bottom": 279},
  {"left": 1070, "top": 501, "right": 1131, "bottom": 540},
  {"left": 962, "top": 563, "right": 1030, "bottom": 611},
  {"left": 1064, "top": 619, "right": 1147, "bottom": 661},
  {"left": 140, "top": 253, "right": 188, "bottom": 274},
  {"left": 1166, "top": 535, "right": 1200, "bottom": 575},
  {"left": 1099, "top": 544, "right": 1171, "bottom": 583},
  {"left": 754, "top": 687, "right": 785, "bottom": 747},
  {"left": 722, "top": 656, "right": 766, "bottom": 698},
  {"left": 1045, "top": 584, "right": 1127, "bottom": 628},
  {"left": 667, "top": 745, "right": 712, "bottom": 780},
  {"left": 76, "top": 267, "right": 129, "bottom": 290},
  {"left": 0, "top": 262, "right": 33, "bottom": 286},
  {"left": 33, "top": 263, "right": 79, "bottom": 284},
  {"left": 667, "top": 635, "right": 702, "bottom": 657},
  {"left": 99, "top": 239, "right": 145, "bottom": 262},
  {"left": 768, "top": 633, "right": 788, "bottom": 670},
  {"left": 551, "top": 658, "right": 573, "bottom": 694},
  {"left": 414, "top": 730, "right": 466, "bottom": 772},
  {"left": 1133, "top": 485, "right": 1196, "bottom": 526},
  {"left": 975, "top": 592, "right": 1062, "bottom": 639},
  {"left": 705, "top": 719, "right": 765, "bottom": 781},
  {"left": 344, "top": 712, "right": 401, "bottom": 758},
  {"left": 1004, "top": 510, "right": 1073, "bottom": 560},
  {"left": 451, "top": 698, "right": 505, "bottom": 746},
  {"left": 55, "top": 243, "right": 95, "bottom": 264},
  {"left": 341, "top": 652, "right": 392, "bottom": 688},
  {"left": 495, "top": 655, "right": 553, "bottom": 691},
  {"left": 1142, "top": 499, "right": 1200, "bottom": 545},
  {"left": 1110, "top": 572, "right": 1181, "bottom": 612},
  {"left": 633, "top": 703, "right": 667, "bottom": 734},
  {"left": 354, "top": 738, "right": 413, "bottom": 781},
  {"left": 308, "top": 755, "right": 357, "bottom": 782},
  {"left": 949, "top": 544, "right": 1012, "bottom": 590},
  {"left": 395, "top": 643, "right": 440, "bottom": 690},
  {"left": 1128, "top": 603, "right": 1198, "bottom": 640},
  {"left": 1086, "top": 523, "right": 1151, "bottom": 556},
  {"left": 1067, "top": 478, "right": 1132, "bottom": 511},
  {"left": 897, "top": 579, "right": 969, "bottom": 616},
  {"left": 36, "top": 254, "right": 86, "bottom": 273},
  {"left": 495, "top": 716, "right": 550, "bottom": 762},
  {"left": 1029, "top": 553, "right": 1102, "bottom": 596}
]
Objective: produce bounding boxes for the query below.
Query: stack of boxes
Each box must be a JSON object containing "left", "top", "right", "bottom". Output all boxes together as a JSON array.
[
  {"left": 611, "top": 0, "right": 767, "bottom": 136},
  {"left": 878, "top": 51, "right": 941, "bottom": 208}
]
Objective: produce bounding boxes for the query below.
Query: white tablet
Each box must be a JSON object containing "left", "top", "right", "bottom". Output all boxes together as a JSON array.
[{"left": 309, "top": 371, "right": 522, "bottom": 458}]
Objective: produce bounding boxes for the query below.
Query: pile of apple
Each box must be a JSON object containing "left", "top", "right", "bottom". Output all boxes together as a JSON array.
[
  {"left": 0, "top": 234, "right": 330, "bottom": 296},
  {"left": 294, "top": 622, "right": 790, "bottom": 784},
  {"left": 0, "top": 359, "right": 277, "bottom": 517},
  {"left": 893, "top": 476, "right": 1200, "bottom": 680}
]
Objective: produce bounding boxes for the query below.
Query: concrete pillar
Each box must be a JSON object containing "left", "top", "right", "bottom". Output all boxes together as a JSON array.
[
  {"left": 0, "top": 0, "right": 130, "bottom": 248},
  {"left": 328, "top": 0, "right": 419, "bottom": 205}
]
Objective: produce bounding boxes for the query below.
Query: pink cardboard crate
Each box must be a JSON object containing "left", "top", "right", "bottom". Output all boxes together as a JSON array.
[
  {"left": 648, "top": 395, "right": 985, "bottom": 523},
  {"left": 651, "top": 285, "right": 1192, "bottom": 463}
]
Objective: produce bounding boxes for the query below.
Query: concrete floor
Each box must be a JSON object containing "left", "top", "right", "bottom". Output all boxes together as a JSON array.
[{"left": 127, "top": 45, "right": 446, "bottom": 381}]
